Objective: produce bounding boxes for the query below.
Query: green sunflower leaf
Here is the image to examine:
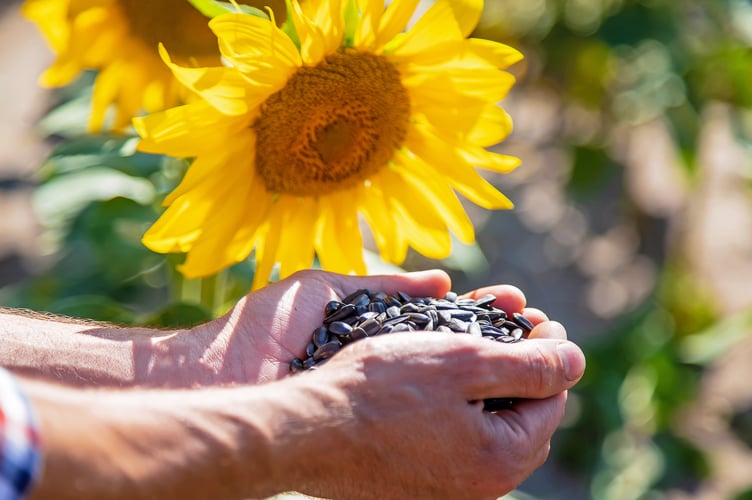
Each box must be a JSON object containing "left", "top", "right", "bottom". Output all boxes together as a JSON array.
[{"left": 188, "top": 0, "right": 269, "bottom": 19}]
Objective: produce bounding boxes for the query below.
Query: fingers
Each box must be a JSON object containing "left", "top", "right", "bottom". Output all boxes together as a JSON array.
[
  {"left": 459, "top": 338, "right": 585, "bottom": 400},
  {"left": 464, "top": 287, "right": 567, "bottom": 340},
  {"left": 462, "top": 284, "right": 526, "bottom": 316},
  {"left": 486, "top": 392, "right": 568, "bottom": 468},
  {"left": 528, "top": 320, "right": 567, "bottom": 340},
  {"left": 329, "top": 269, "right": 452, "bottom": 300},
  {"left": 522, "top": 307, "right": 547, "bottom": 325}
]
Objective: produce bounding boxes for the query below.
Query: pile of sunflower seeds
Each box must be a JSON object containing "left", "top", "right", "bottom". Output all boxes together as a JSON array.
[{"left": 289, "top": 288, "right": 535, "bottom": 411}]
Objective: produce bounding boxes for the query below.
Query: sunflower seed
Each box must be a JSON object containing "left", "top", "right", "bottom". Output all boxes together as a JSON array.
[
  {"left": 291, "top": 288, "right": 537, "bottom": 412},
  {"left": 328, "top": 321, "right": 354, "bottom": 336},
  {"left": 513, "top": 312, "right": 535, "bottom": 332},
  {"left": 313, "top": 341, "right": 341, "bottom": 361},
  {"left": 312, "top": 326, "right": 330, "bottom": 347},
  {"left": 474, "top": 294, "right": 497, "bottom": 308},
  {"left": 324, "top": 303, "right": 356, "bottom": 323}
]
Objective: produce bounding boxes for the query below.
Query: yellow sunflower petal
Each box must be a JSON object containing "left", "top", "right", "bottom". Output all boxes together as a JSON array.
[
  {"left": 393, "top": 150, "right": 475, "bottom": 244},
  {"left": 447, "top": 0, "right": 484, "bottom": 38},
  {"left": 275, "top": 196, "right": 318, "bottom": 279},
  {"left": 357, "top": 182, "right": 407, "bottom": 265},
  {"left": 88, "top": 61, "right": 122, "bottom": 132},
  {"left": 220, "top": 175, "right": 275, "bottom": 262},
  {"left": 135, "top": 101, "right": 251, "bottom": 158},
  {"left": 467, "top": 104, "right": 514, "bottom": 147},
  {"left": 38, "top": 6, "right": 121, "bottom": 86},
  {"left": 142, "top": 143, "right": 252, "bottom": 253},
  {"left": 399, "top": 53, "right": 516, "bottom": 104},
  {"left": 461, "top": 147, "right": 521, "bottom": 174},
  {"left": 467, "top": 38, "right": 524, "bottom": 69},
  {"left": 291, "top": 0, "right": 344, "bottom": 64},
  {"left": 374, "top": 0, "right": 420, "bottom": 49},
  {"left": 379, "top": 166, "right": 455, "bottom": 250},
  {"left": 406, "top": 77, "right": 486, "bottom": 135},
  {"left": 211, "top": 12, "right": 301, "bottom": 72},
  {"left": 252, "top": 200, "right": 286, "bottom": 290},
  {"left": 407, "top": 122, "right": 514, "bottom": 209},
  {"left": 159, "top": 44, "right": 258, "bottom": 116},
  {"left": 143, "top": 182, "right": 233, "bottom": 255},
  {"left": 315, "top": 191, "right": 366, "bottom": 275},
  {"left": 142, "top": 201, "right": 205, "bottom": 254},
  {"left": 177, "top": 167, "right": 266, "bottom": 279},
  {"left": 21, "top": 0, "right": 69, "bottom": 52},
  {"left": 392, "top": 204, "right": 453, "bottom": 259},
  {"left": 163, "top": 133, "right": 253, "bottom": 206},
  {"left": 288, "top": 0, "right": 328, "bottom": 65},
  {"left": 353, "top": 0, "right": 382, "bottom": 47},
  {"left": 386, "top": 0, "right": 462, "bottom": 55}
]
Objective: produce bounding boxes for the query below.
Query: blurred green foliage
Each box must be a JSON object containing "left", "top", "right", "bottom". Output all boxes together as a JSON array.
[{"left": 472, "top": 0, "right": 752, "bottom": 498}]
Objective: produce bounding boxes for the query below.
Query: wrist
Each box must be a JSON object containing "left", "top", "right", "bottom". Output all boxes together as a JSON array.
[
  {"left": 143, "top": 324, "right": 222, "bottom": 388},
  {"left": 244, "top": 370, "right": 359, "bottom": 498}
]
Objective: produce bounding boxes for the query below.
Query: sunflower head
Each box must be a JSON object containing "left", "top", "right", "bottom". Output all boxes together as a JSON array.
[
  {"left": 134, "top": 0, "right": 524, "bottom": 289},
  {"left": 253, "top": 50, "right": 411, "bottom": 196},
  {"left": 23, "top": 0, "right": 288, "bottom": 131}
]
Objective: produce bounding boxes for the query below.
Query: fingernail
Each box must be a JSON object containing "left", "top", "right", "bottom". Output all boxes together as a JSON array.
[{"left": 557, "top": 342, "right": 585, "bottom": 382}]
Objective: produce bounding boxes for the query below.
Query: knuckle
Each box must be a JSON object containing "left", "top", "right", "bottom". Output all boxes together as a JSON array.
[{"left": 525, "top": 344, "right": 558, "bottom": 393}]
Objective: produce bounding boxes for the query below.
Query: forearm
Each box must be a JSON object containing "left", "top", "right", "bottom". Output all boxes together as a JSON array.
[
  {"left": 22, "top": 376, "right": 290, "bottom": 500},
  {"left": 0, "top": 308, "right": 208, "bottom": 388}
]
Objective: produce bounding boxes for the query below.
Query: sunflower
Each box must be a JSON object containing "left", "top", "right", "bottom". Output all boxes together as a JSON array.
[
  {"left": 22, "top": 0, "right": 287, "bottom": 131},
  {"left": 134, "top": 0, "right": 523, "bottom": 290}
]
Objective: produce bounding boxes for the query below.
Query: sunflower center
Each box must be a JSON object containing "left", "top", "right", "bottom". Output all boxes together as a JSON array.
[
  {"left": 253, "top": 51, "right": 410, "bottom": 196},
  {"left": 117, "top": 0, "right": 287, "bottom": 58}
]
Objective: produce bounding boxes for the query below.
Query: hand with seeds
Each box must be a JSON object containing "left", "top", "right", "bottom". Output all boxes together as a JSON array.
[
  {"left": 187, "top": 268, "right": 567, "bottom": 386},
  {"left": 0, "top": 269, "right": 583, "bottom": 499},
  {"left": 184, "top": 268, "right": 455, "bottom": 385},
  {"left": 187, "top": 269, "right": 584, "bottom": 498},
  {"left": 264, "top": 323, "right": 584, "bottom": 499}
]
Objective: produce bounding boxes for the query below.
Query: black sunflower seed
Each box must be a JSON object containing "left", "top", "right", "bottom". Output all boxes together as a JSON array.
[{"left": 291, "top": 288, "right": 537, "bottom": 413}]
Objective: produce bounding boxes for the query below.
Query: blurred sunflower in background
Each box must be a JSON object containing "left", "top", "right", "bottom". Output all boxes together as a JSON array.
[
  {"left": 22, "top": 0, "right": 287, "bottom": 131},
  {"left": 135, "top": 0, "right": 523, "bottom": 290}
]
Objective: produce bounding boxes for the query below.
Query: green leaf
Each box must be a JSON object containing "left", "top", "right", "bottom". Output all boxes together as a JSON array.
[
  {"left": 188, "top": 0, "right": 269, "bottom": 19},
  {"left": 33, "top": 167, "right": 156, "bottom": 229},
  {"left": 38, "top": 92, "right": 93, "bottom": 138},
  {"left": 679, "top": 311, "right": 752, "bottom": 365}
]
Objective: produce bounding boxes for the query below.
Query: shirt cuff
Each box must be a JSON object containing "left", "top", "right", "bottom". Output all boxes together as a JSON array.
[{"left": 0, "top": 367, "right": 42, "bottom": 500}]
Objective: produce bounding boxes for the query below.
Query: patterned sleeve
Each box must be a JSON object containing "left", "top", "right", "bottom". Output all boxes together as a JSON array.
[{"left": 0, "top": 368, "right": 42, "bottom": 500}]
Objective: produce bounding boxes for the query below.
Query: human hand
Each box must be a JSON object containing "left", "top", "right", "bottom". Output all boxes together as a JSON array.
[
  {"left": 256, "top": 327, "right": 585, "bottom": 499},
  {"left": 186, "top": 268, "right": 451, "bottom": 385},
  {"left": 186, "top": 268, "right": 561, "bottom": 387}
]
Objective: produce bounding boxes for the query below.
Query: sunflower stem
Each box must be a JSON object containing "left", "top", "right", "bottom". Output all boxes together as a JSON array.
[{"left": 200, "top": 274, "right": 218, "bottom": 315}]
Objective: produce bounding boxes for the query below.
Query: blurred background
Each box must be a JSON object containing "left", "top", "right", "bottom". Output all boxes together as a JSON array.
[{"left": 1, "top": 0, "right": 752, "bottom": 498}]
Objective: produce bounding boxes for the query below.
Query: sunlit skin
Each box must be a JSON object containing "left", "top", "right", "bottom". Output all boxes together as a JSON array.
[{"left": 2, "top": 269, "right": 585, "bottom": 499}]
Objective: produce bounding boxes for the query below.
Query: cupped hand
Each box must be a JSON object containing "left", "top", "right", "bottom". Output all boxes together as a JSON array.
[
  {"left": 188, "top": 269, "right": 449, "bottom": 384},
  {"left": 264, "top": 328, "right": 585, "bottom": 499},
  {"left": 187, "top": 268, "right": 567, "bottom": 387}
]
